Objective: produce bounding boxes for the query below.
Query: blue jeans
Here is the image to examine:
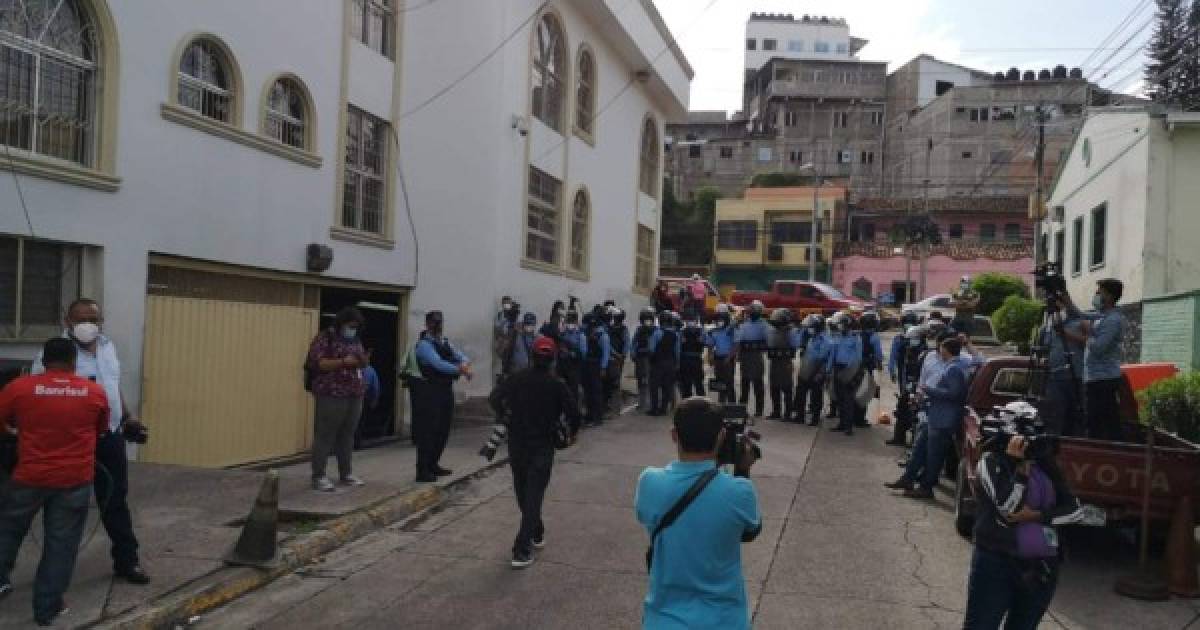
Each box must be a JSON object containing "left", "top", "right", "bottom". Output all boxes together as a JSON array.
[
  {"left": 903, "top": 424, "right": 953, "bottom": 489},
  {"left": 963, "top": 547, "right": 1058, "bottom": 629},
  {"left": 0, "top": 483, "right": 91, "bottom": 621}
]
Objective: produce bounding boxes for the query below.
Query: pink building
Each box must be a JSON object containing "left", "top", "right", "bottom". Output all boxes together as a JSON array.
[{"left": 831, "top": 198, "right": 1035, "bottom": 305}]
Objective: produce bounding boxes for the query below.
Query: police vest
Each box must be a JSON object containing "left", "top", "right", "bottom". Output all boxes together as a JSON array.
[
  {"left": 680, "top": 328, "right": 706, "bottom": 359},
  {"left": 418, "top": 337, "right": 459, "bottom": 384},
  {"left": 560, "top": 332, "right": 584, "bottom": 362},
  {"left": 653, "top": 329, "right": 679, "bottom": 363},
  {"left": 767, "top": 327, "right": 796, "bottom": 360},
  {"left": 633, "top": 327, "right": 655, "bottom": 359},
  {"left": 738, "top": 322, "right": 768, "bottom": 353},
  {"left": 860, "top": 332, "right": 877, "bottom": 365},
  {"left": 610, "top": 324, "right": 629, "bottom": 354},
  {"left": 586, "top": 328, "right": 605, "bottom": 362}
]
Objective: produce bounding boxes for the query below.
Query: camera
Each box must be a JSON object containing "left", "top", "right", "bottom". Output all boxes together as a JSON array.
[
  {"left": 980, "top": 401, "right": 1057, "bottom": 460},
  {"left": 504, "top": 301, "right": 521, "bottom": 324},
  {"left": 122, "top": 422, "right": 149, "bottom": 445},
  {"left": 1033, "top": 262, "right": 1067, "bottom": 297},
  {"left": 715, "top": 403, "right": 763, "bottom": 467}
]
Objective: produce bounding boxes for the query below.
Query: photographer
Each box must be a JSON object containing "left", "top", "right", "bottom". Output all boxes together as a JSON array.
[
  {"left": 964, "top": 435, "right": 1084, "bottom": 629},
  {"left": 635, "top": 397, "right": 761, "bottom": 630},
  {"left": 1057, "top": 279, "right": 1125, "bottom": 440},
  {"left": 1038, "top": 297, "right": 1085, "bottom": 436},
  {"left": 887, "top": 337, "right": 969, "bottom": 498}
]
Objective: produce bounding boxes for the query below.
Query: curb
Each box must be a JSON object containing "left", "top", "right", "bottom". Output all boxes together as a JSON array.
[{"left": 96, "top": 458, "right": 511, "bottom": 630}]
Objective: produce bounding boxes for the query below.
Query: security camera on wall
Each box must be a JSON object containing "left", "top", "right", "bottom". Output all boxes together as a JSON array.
[{"left": 512, "top": 114, "right": 529, "bottom": 137}]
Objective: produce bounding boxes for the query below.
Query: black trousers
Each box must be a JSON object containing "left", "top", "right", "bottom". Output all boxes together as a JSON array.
[
  {"left": 739, "top": 353, "right": 766, "bottom": 416},
  {"left": 94, "top": 431, "right": 139, "bottom": 571},
  {"left": 649, "top": 361, "right": 677, "bottom": 413},
  {"left": 891, "top": 394, "right": 916, "bottom": 444},
  {"left": 411, "top": 380, "right": 454, "bottom": 474},
  {"left": 559, "top": 360, "right": 582, "bottom": 405},
  {"left": 834, "top": 379, "right": 858, "bottom": 434},
  {"left": 603, "top": 356, "right": 625, "bottom": 406},
  {"left": 508, "top": 439, "right": 554, "bottom": 554},
  {"left": 1086, "top": 378, "right": 1123, "bottom": 441},
  {"left": 794, "top": 375, "right": 824, "bottom": 422},
  {"left": 768, "top": 359, "right": 794, "bottom": 418},
  {"left": 713, "top": 357, "right": 736, "bottom": 403},
  {"left": 677, "top": 357, "right": 705, "bottom": 399},
  {"left": 582, "top": 362, "right": 605, "bottom": 424}
]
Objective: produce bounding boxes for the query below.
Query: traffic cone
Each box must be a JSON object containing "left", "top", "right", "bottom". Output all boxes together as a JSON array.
[
  {"left": 877, "top": 411, "right": 893, "bottom": 426},
  {"left": 225, "top": 469, "right": 280, "bottom": 569},
  {"left": 1166, "top": 495, "right": 1200, "bottom": 598}
]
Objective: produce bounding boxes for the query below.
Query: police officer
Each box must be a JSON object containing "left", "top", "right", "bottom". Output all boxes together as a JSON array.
[
  {"left": 706, "top": 306, "right": 737, "bottom": 403},
  {"left": 632, "top": 307, "right": 658, "bottom": 412},
  {"left": 826, "top": 313, "right": 863, "bottom": 435},
  {"left": 557, "top": 309, "right": 587, "bottom": 403},
  {"left": 886, "top": 322, "right": 927, "bottom": 446},
  {"left": 1039, "top": 295, "right": 1085, "bottom": 436},
  {"left": 508, "top": 312, "right": 540, "bottom": 373},
  {"left": 766, "top": 309, "right": 797, "bottom": 419},
  {"left": 494, "top": 296, "right": 519, "bottom": 377},
  {"left": 648, "top": 312, "right": 681, "bottom": 416},
  {"left": 581, "top": 312, "right": 610, "bottom": 428},
  {"left": 793, "top": 315, "right": 832, "bottom": 425},
  {"left": 605, "top": 307, "right": 631, "bottom": 411},
  {"left": 677, "top": 315, "right": 707, "bottom": 398},
  {"left": 735, "top": 301, "right": 770, "bottom": 417},
  {"left": 540, "top": 300, "right": 566, "bottom": 340},
  {"left": 854, "top": 312, "right": 884, "bottom": 427},
  {"left": 413, "top": 311, "right": 472, "bottom": 482}
]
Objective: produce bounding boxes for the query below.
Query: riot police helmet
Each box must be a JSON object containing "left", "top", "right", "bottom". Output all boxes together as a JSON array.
[{"left": 860, "top": 311, "right": 880, "bottom": 332}]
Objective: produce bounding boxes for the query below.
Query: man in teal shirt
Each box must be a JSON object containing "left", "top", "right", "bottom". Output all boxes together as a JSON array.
[{"left": 635, "top": 398, "right": 762, "bottom": 629}]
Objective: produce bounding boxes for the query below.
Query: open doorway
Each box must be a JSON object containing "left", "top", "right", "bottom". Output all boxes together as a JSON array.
[{"left": 319, "top": 287, "right": 403, "bottom": 446}]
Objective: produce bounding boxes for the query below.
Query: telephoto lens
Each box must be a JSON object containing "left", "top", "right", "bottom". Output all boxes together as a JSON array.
[{"left": 479, "top": 424, "right": 508, "bottom": 461}]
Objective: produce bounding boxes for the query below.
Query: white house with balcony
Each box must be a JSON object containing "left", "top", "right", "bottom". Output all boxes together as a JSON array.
[{"left": 0, "top": 0, "right": 690, "bottom": 468}]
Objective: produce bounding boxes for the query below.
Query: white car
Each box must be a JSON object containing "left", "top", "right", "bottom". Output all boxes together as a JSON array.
[{"left": 901, "top": 294, "right": 954, "bottom": 322}]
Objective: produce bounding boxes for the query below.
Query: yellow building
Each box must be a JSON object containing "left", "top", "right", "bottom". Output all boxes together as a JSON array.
[{"left": 713, "top": 186, "right": 846, "bottom": 291}]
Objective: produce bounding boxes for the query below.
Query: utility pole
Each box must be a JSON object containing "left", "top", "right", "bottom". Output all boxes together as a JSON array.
[
  {"left": 904, "top": 196, "right": 913, "bottom": 303},
  {"left": 1033, "top": 104, "right": 1047, "bottom": 266},
  {"left": 809, "top": 173, "right": 820, "bottom": 282},
  {"left": 918, "top": 137, "right": 932, "bottom": 299}
]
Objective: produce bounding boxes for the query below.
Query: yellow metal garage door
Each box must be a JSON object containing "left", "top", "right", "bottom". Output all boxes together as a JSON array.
[{"left": 140, "top": 296, "right": 317, "bottom": 467}]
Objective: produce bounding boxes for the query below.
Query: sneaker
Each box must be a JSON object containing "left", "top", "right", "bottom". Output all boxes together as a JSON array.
[
  {"left": 415, "top": 472, "right": 437, "bottom": 483},
  {"left": 312, "top": 477, "right": 336, "bottom": 492},
  {"left": 511, "top": 550, "right": 534, "bottom": 569},
  {"left": 884, "top": 478, "right": 914, "bottom": 491},
  {"left": 339, "top": 475, "right": 366, "bottom": 487},
  {"left": 35, "top": 604, "right": 68, "bottom": 627},
  {"left": 115, "top": 565, "right": 151, "bottom": 585},
  {"left": 532, "top": 536, "right": 546, "bottom": 549}
]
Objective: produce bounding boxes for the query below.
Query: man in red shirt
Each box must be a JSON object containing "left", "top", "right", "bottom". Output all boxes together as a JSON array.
[{"left": 0, "top": 338, "right": 108, "bottom": 626}]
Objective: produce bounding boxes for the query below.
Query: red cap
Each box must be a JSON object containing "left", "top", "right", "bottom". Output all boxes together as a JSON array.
[{"left": 532, "top": 336, "right": 557, "bottom": 358}]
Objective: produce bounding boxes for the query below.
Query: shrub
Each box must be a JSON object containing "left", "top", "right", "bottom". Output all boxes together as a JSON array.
[
  {"left": 992, "top": 295, "right": 1043, "bottom": 354},
  {"left": 1137, "top": 371, "right": 1200, "bottom": 442},
  {"left": 972, "top": 272, "right": 1031, "bottom": 316}
]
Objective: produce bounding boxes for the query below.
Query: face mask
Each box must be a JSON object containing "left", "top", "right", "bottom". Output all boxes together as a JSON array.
[
  {"left": 1092, "top": 294, "right": 1105, "bottom": 310},
  {"left": 71, "top": 322, "right": 100, "bottom": 345},
  {"left": 566, "top": 324, "right": 579, "bottom": 332},
  {"left": 641, "top": 319, "right": 654, "bottom": 327},
  {"left": 502, "top": 302, "right": 513, "bottom": 311},
  {"left": 523, "top": 325, "right": 535, "bottom": 333},
  {"left": 341, "top": 326, "right": 358, "bottom": 340}
]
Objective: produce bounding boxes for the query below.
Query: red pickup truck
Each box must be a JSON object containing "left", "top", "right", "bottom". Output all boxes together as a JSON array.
[
  {"left": 729, "top": 280, "right": 870, "bottom": 318},
  {"left": 951, "top": 358, "right": 1195, "bottom": 538}
]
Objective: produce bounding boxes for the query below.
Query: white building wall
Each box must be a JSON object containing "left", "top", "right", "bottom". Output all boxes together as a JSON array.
[
  {"left": 1046, "top": 110, "right": 1151, "bottom": 305},
  {"left": 916, "top": 58, "right": 982, "bottom": 108},
  {"left": 398, "top": 0, "right": 689, "bottom": 396},
  {"left": 744, "top": 20, "right": 853, "bottom": 71},
  {"left": 0, "top": 0, "right": 413, "bottom": 410}
]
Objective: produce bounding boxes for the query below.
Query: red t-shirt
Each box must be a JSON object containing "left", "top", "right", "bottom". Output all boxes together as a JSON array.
[{"left": 0, "top": 371, "right": 109, "bottom": 488}]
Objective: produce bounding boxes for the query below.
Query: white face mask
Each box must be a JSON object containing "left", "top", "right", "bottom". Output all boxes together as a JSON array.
[
  {"left": 1092, "top": 294, "right": 1105, "bottom": 311},
  {"left": 566, "top": 324, "right": 579, "bottom": 332},
  {"left": 523, "top": 325, "right": 536, "bottom": 334},
  {"left": 341, "top": 326, "right": 358, "bottom": 340},
  {"left": 71, "top": 322, "right": 100, "bottom": 345}
]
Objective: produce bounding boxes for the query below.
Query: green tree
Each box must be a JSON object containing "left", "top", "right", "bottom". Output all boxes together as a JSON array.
[
  {"left": 992, "top": 295, "right": 1044, "bottom": 354},
  {"left": 1146, "top": 0, "right": 1188, "bottom": 105},
  {"left": 661, "top": 186, "right": 721, "bottom": 265},
  {"left": 1181, "top": 0, "right": 1200, "bottom": 110},
  {"left": 972, "top": 272, "right": 1030, "bottom": 316}
]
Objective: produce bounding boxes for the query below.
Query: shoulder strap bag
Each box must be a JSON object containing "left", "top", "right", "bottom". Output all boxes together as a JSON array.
[{"left": 645, "top": 468, "right": 719, "bottom": 572}]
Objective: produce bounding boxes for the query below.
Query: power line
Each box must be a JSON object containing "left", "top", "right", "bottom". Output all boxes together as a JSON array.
[
  {"left": 1087, "top": 15, "right": 1155, "bottom": 80},
  {"left": 2, "top": 143, "right": 35, "bottom": 237},
  {"left": 1080, "top": 0, "right": 1153, "bottom": 70}
]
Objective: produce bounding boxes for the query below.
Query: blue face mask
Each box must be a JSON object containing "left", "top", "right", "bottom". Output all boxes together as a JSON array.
[{"left": 341, "top": 326, "right": 358, "bottom": 340}]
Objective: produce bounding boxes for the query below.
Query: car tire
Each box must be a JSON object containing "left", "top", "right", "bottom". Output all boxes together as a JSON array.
[{"left": 954, "top": 458, "right": 974, "bottom": 540}]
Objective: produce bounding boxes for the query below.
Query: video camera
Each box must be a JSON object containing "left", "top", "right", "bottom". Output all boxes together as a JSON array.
[
  {"left": 714, "top": 403, "right": 763, "bottom": 467},
  {"left": 1033, "top": 262, "right": 1067, "bottom": 298},
  {"left": 980, "top": 401, "right": 1057, "bottom": 460}
]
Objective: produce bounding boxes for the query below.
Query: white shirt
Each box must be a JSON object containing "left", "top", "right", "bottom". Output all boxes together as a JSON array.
[{"left": 33, "top": 334, "right": 124, "bottom": 432}]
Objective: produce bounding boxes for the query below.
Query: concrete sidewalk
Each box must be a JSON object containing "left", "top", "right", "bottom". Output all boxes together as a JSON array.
[{"left": 0, "top": 424, "right": 500, "bottom": 629}]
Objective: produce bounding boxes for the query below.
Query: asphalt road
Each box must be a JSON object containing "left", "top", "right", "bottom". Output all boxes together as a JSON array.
[{"left": 204, "top": 382, "right": 1200, "bottom": 629}]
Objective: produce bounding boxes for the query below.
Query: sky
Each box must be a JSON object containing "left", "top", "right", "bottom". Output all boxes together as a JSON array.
[{"left": 652, "top": 0, "right": 1156, "bottom": 113}]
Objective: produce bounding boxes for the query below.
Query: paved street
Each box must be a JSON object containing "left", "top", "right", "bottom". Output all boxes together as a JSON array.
[{"left": 202, "top": 385, "right": 1200, "bottom": 630}]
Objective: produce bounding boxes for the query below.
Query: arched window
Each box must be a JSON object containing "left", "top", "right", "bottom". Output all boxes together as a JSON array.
[
  {"left": 0, "top": 0, "right": 98, "bottom": 165},
  {"left": 639, "top": 117, "right": 659, "bottom": 197},
  {"left": 265, "top": 78, "right": 309, "bottom": 149},
  {"left": 570, "top": 190, "right": 589, "bottom": 272},
  {"left": 531, "top": 13, "right": 566, "bottom": 132},
  {"left": 575, "top": 47, "right": 595, "bottom": 137},
  {"left": 178, "top": 38, "right": 235, "bottom": 122}
]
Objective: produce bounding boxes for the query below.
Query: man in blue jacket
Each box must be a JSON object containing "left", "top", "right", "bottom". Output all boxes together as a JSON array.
[
  {"left": 793, "top": 315, "right": 832, "bottom": 425},
  {"left": 705, "top": 309, "right": 737, "bottom": 403},
  {"left": 825, "top": 314, "right": 863, "bottom": 435},
  {"left": 581, "top": 312, "right": 611, "bottom": 428},
  {"left": 886, "top": 338, "right": 969, "bottom": 498},
  {"left": 735, "top": 302, "right": 770, "bottom": 417},
  {"left": 413, "top": 311, "right": 472, "bottom": 482}
]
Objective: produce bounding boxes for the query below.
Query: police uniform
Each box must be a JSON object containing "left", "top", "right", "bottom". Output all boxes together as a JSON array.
[
  {"left": 826, "top": 332, "right": 863, "bottom": 434},
  {"left": 582, "top": 321, "right": 610, "bottom": 427},
  {"left": 854, "top": 330, "right": 884, "bottom": 427},
  {"left": 794, "top": 329, "right": 832, "bottom": 424},
  {"left": 735, "top": 316, "right": 770, "bottom": 416},
  {"left": 677, "top": 322, "right": 707, "bottom": 398},
  {"left": 605, "top": 318, "right": 631, "bottom": 408},
  {"left": 705, "top": 318, "right": 737, "bottom": 403},
  {"left": 414, "top": 331, "right": 468, "bottom": 478},
  {"left": 557, "top": 325, "right": 587, "bottom": 403},
  {"left": 632, "top": 318, "right": 658, "bottom": 411},
  {"left": 648, "top": 326, "right": 681, "bottom": 415},
  {"left": 766, "top": 322, "right": 797, "bottom": 419}
]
